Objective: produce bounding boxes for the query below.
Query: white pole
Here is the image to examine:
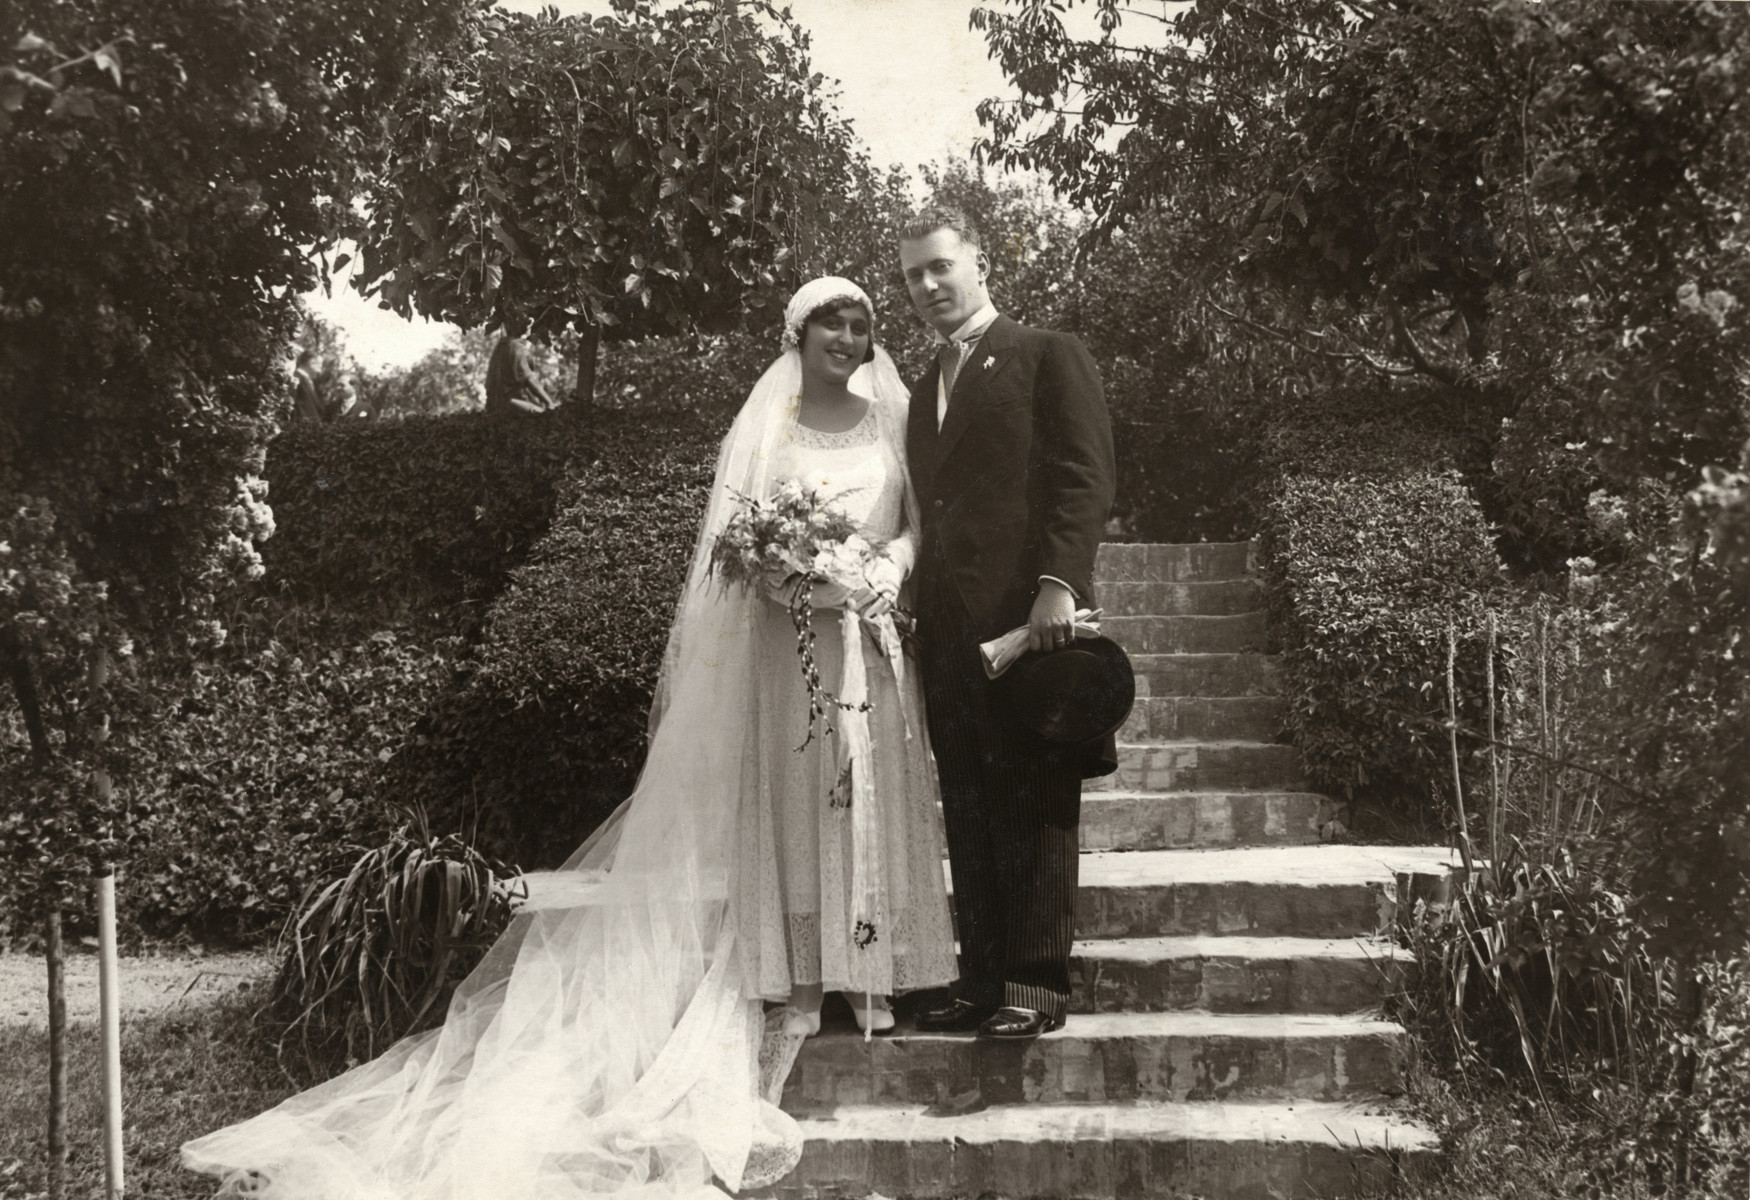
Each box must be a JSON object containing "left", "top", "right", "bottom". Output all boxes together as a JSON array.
[{"left": 95, "top": 866, "right": 123, "bottom": 1199}]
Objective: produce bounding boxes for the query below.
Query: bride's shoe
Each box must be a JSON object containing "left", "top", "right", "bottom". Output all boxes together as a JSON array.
[
  {"left": 784, "top": 983, "right": 824, "bottom": 1037},
  {"left": 848, "top": 994, "right": 895, "bottom": 1036},
  {"left": 779, "top": 1005, "right": 821, "bottom": 1037}
]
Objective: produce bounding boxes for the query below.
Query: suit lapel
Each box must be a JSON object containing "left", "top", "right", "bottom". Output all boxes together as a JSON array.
[
  {"left": 906, "top": 364, "right": 940, "bottom": 496},
  {"left": 935, "top": 315, "right": 1019, "bottom": 470}
]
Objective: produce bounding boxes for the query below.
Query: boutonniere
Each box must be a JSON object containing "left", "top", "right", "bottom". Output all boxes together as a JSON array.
[{"left": 982, "top": 354, "right": 996, "bottom": 370}]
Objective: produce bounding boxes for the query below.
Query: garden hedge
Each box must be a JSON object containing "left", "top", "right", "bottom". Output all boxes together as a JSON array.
[
  {"left": 262, "top": 410, "right": 579, "bottom": 616},
  {"left": 1259, "top": 382, "right": 1505, "bottom": 820},
  {"left": 382, "top": 405, "right": 734, "bottom": 867}
]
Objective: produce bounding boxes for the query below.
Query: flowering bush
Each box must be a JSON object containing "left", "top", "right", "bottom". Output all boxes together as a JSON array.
[{"left": 0, "top": 0, "right": 476, "bottom": 931}]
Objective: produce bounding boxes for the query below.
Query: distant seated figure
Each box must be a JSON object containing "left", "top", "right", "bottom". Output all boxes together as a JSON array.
[
  {"left": 292, "top": 349, "right": 327, "bottom": 423},
  {"left": 485, "top": 317, "right": 558, "bottom": 416}
]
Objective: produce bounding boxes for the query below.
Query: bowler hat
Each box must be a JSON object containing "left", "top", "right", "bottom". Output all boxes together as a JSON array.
[{"left": 993, "top": 633, "right": 1135, "bottom": 746}]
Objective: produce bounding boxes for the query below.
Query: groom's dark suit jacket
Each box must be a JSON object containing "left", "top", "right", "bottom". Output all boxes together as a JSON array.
[
  {"left": 907, "top": 314, "right": 1117, "bottom": 777},
  {"left": 907, "top": 314, "right": 1115, "bottom": 635}
]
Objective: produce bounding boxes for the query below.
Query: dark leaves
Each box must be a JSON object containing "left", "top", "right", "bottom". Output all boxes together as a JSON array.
[
  {"left": 266, "top": 810, "right": 522, "bottom": 1075},
  {"left": 351, "top": 2, "right": 864, "bottom": 348}
]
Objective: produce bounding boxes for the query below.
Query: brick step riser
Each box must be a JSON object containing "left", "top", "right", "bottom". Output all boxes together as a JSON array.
[
  {"left": 1079, "top": 793, "right": 1335, "bottom": 852},
  {"left": 1077, "top": 881, "right": 1389, "bottom": 940},
  {"left": 1093, "top": 579, "right": 1263, "bottom": 617},
  {"left": 1104, "top": 614, "right": 1266, "bottom": 655},
  {"left": 1089, "top": 744, "right": 1306, "bottom": 793},
  {"left": 1133, "top": 654, "right": 1281, "bottom": 699},
  {"left": 771, "top": 1131, "right": 1426, "bottom": 1200},
  {"left": 1096, "top": 542, "right": 1254, "bottom": 582},
  {"left": 1117, "top": 697, "right": 1285, "bottom": 743},
  {"left": 783, "top": 1028, "right": 1404, "bottom": 1109},
  {"left": 1070, "top": 952, "right": 1406, "bottom": 1015}
]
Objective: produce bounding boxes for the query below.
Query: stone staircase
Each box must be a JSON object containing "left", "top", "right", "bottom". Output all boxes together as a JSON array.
[{"left": 773, "top": 541, "right": 1452, "bottom": 1199}]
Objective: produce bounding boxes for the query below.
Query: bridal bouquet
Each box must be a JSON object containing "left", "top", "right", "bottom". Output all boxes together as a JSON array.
[{"left": 709, "top": 481, "right": 897, "bottom": 751}]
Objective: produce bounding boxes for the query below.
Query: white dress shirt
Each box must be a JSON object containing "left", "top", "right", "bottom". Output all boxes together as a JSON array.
[{"left": 935, "top": 301, "right": 1000, "bottom": 430}]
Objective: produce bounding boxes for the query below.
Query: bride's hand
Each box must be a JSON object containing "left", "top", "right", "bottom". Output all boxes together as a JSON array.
[{"left": 853, "top": 555, "right": 902, "bottom": 619}]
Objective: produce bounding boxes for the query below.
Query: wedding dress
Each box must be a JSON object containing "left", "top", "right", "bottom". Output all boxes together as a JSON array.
[
  {"left": 736, "top": 399, "right": 958, "bottom": 1003},
  {"left": 181, "top": 278, "right": 954, "bottom": 1199}
]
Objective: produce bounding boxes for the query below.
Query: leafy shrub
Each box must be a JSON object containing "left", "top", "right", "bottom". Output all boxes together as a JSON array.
[
  {"left": 261, "top": 410, "right": 578, "bottom": 616},
  {"left": 384, "top": 407, "right": 729, "bottom": 867},
  {"left": 267, "top": 810, "right": 520, "bottom": 1076},
  {"left": 1262, "top": 466, "right": 1502, "bottom": 817},
  {"left": 1255, "top": 373, "right": 1505, "bottom": 819},
  {"left": 0, "top": 617, "right": 462, "bottom": 946}
]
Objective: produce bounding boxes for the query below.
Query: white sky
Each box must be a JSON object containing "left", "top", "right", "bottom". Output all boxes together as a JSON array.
[{"left": 310, "top": 0, "right": 1108, "bottom": 368}]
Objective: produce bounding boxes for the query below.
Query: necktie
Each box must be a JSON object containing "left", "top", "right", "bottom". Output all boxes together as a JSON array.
[{"left": 939, "top": 340, "right": 968, "bottom": 400}]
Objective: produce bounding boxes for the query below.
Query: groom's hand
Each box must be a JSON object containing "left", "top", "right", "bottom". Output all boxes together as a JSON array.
[{"left": 1028, "top": 578, "right": 1077, "bottom": 653}]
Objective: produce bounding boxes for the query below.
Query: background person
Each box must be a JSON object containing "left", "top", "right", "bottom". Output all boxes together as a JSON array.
[{"left": 484, "top": 316, "right": 558, "bottom": 415}]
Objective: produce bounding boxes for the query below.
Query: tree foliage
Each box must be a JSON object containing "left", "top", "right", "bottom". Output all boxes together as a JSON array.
[
  {"left": 973, "top": 0, "right": 1750, "bottom": 955},
  {"left": 975, "top": 0, "right": 1750, "bottom": 501},
  {"left": 0, "top": 0, "right": 473, "bottom": 910},
  {"left": 353, "top": 0, "right": 869, "bottom": 402}
]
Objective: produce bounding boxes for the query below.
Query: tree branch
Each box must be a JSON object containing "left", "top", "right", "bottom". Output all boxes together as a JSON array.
[
  {"left": 1202, "top": 295, "right": 1419, "bottom": 375},
  {"left": 0, "top": 628, "right": 51, "bottom": 766},
  {"left": 1388, "top": 295, "right": 1462, "bottom": 385}
]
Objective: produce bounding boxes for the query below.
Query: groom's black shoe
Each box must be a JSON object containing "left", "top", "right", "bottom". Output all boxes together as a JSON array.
[
  {"left": 912, "top": 996, "right": 998, "bottom": 1033},
  {"left": 976, "top": 1006, "right": 1062, "bottom": 1040}
]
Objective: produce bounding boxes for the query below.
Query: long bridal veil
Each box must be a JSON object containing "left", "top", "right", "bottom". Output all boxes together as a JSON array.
[{"left": 183, "top": 280, "right": 914, "bottom": 1200}]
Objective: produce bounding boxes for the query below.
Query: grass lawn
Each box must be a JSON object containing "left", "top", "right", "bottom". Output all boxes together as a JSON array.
[{"left": 0, "top": 985, "right": 299, "bottom": 1200}]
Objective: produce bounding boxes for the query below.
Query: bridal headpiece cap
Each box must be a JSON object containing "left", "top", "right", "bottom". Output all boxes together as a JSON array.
[{"left": 781, "top": 275, "right": 874, "bottom": 353}]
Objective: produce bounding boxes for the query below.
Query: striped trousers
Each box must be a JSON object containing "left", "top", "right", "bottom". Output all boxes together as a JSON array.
[{"left": 916, "top": 566, "right": 1080, "bottom": 1021}]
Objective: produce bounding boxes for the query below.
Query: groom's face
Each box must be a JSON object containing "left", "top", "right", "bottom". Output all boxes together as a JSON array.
[{"left": 899, "top": 228, "right": 990, "bottom": 336}]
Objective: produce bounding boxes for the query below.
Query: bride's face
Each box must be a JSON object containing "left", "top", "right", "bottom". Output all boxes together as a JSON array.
[{"left": 799, "top": 303, "right": 872, "bottom": 389}]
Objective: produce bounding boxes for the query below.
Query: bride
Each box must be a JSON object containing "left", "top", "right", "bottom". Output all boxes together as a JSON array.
[{"left": 182, "top": 277, "right": 957, "bottom": 1198}]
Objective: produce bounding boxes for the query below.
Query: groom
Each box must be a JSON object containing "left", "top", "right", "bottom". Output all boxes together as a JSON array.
[{"left": 900, "top": 205, "right": 1115, "bottom": 1039}]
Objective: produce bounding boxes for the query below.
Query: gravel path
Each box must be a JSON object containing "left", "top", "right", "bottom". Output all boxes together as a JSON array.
[{"left": 0, "top": 950, "right": 273, "bottom": 1028}]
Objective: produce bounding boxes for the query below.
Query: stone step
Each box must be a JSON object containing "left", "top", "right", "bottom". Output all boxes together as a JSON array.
[
  {"left": 1096, "top": 541, "right": 1255, "bottom": 583},
  {"left": 1080, "top": 791, "right": 1337, "bottom": 852},
  {"left": 1104, "top": 613, "right": 1266, "bottom": 654},
  {"left": 1133, "top": 652, "right": 1282, "bottom": 698},
  {"left": 1117, "top": 695, "right": 1286, "bottom": 742},
  {"left": 1093, "top": 578, "right": 1263, "bottom": 617},
  {"left": 771, "top": 1101, "right": 1438, "bottom": 1200},
  {"left": 1070, "top": 845, "right": 1460, "bottom": 940},
  {"left": 781, "top": 1011, "right": 1407, "bottom": 1109},
  {"left": 1070, "top": 935, "right": 1406, "bottom": 1014},
  {"left": 1088, "top": 742, "right": 1306, "bottom": 793}
]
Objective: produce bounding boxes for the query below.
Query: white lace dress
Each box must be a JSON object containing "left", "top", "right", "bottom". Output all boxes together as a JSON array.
[{"left": 732, "top": 405, "right": 959, "bottom": 1002}]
